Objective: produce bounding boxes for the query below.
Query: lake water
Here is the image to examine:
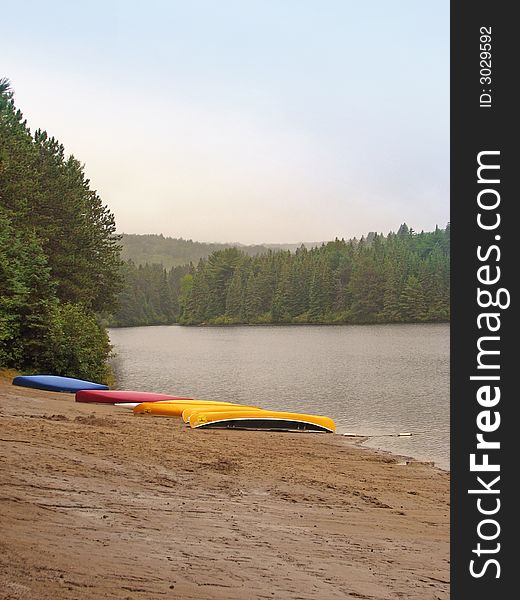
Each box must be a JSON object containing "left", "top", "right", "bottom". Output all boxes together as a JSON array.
[{"left": 108, "top": 323, "right": 449, "bottom": 470}]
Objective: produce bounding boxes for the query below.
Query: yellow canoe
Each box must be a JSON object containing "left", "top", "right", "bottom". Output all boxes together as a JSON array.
[
  {"left": 182, "top": 404, "right": 261, "bottom": 423},
  {"left": 133, "top": 400, "right": 238, "bottom": 417},
  {"left": 190, "top": 409, "right": 336, "bottom": 433}
]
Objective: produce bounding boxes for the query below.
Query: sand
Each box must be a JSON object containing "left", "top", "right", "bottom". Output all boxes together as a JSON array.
[{"left": 0, "top": 375, "right": 449, "bottom": 600}]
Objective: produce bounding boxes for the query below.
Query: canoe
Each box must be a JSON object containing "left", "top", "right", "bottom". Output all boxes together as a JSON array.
[
  {"left": 182, "top": 404, "right": 261, "bottom": 423},
  {"left": 12, "top": 375, "right": 108, "bottom": 393},
  {"left": 133, "top": 400, "right": 239, "bottom": 417},
  {"left": 75, "top": 390, "right": 192, "bottom": 404},
  {"left": 190, "top": 409, "right": 336, "bottom": 433}
]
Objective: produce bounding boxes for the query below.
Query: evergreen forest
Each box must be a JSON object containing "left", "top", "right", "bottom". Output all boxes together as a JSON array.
[{"left": 111, "top": 226, "right": 450, "bottom": 327}]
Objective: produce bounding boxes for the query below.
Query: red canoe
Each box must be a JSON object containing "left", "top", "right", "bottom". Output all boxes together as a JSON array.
[{"left": 75, "top": 390, "right": 193, "bottom": 404}]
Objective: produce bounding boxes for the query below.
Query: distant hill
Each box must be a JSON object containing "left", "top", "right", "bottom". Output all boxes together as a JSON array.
[
  {"left": 120, "top": 232, "right": 415, "bottom": 269},
  {"left": 264, "top": 242, "right": 324, "bottom": 252},
  {"left": 119, "top": 234, "right": 272, "bottom": 269}
]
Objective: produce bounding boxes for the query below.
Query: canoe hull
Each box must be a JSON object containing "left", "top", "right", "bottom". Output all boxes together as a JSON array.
[
  {"left": 75, "top": 390, "right": 192, "bottom": 404},
  {"left": 182, "top": 405, "right": 260, "bottom": 423},
  {"left": 190, "top": 410, "right": 336, "bottom": 433},
  {"left": 13, "top": 375, "right": 108, "bottom": 393},
  {"left": 194, "top": 417, "right": 333, "bottom": 433},
  {"left": 133, "top": 400, "right": 239, "bottom": 417}
]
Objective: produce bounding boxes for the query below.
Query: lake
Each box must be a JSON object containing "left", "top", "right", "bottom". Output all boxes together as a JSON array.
[{"left": 108, "top": 323, "right": 449, "bottom": 470}]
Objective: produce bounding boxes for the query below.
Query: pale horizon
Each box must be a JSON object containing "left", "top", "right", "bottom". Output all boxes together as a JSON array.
[
  {"left": 2, "top": 0, "right": 449, "bottom": 245},
  {"left": 117, "top": 225, "right": 447, "bottom": 247}
]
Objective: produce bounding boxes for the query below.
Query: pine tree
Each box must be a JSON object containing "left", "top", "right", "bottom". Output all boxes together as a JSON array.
[
  {"left": 225, "top": 270, "right": 244, "bottom": 319},
  {"left": 399, "top": 275, "right": 427, "bottom": 321}
]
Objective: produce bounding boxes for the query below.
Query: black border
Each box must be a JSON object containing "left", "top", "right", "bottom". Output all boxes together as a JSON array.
[{"left": 451, "top": 2, "right": 516, "bottom": 596}]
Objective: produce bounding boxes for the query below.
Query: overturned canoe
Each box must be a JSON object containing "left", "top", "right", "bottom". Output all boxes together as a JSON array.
[
  {"left": 114, "top": 398, "right": 217, "bottom": 416},
  {"left": 75, "top": 390, "right": 192, "bottom": 404},
  {"left": 13, "top": 375, "right": 108, "bottom": 393},
  {"left": 182, "top": 404, "right": 261, "bottom": 423},
  {"left": 190, "top": 409, "right": 336, "bottom": 433},
  {"left": 133, "top": 400, "right": 239, "bottom": 417}
]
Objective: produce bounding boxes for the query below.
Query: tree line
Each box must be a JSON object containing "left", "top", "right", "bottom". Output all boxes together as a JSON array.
[
  {"left": 0, "top": 78, "right": 122, "bottom": 382},
  {"left": 111, "top": 225, "right": 449, "bottom": 327},
  {"left": 179, "top": 224, "right": 450, "bottom": 325}
]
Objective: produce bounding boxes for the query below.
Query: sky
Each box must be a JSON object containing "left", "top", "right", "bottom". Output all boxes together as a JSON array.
[{"left": 2, "top": 0, "right": 449, "bottom": 244}]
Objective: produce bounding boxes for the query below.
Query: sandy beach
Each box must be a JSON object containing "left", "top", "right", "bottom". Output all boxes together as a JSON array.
[{"left": 0, "top": 374, "right": 449, "bottom": 599}]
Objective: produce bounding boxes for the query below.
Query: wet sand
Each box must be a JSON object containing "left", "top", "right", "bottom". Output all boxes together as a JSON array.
[{"left": 0, "top": 375, "right": 449, "bottom": 599}]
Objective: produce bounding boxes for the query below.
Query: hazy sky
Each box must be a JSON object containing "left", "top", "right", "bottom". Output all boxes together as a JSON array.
[{"left": 2, "top": 1, "right": 449, "bottom": 244}]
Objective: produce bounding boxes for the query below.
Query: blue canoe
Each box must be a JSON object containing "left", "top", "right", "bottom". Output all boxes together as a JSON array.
[{"left": 12, "top": 375, "right": 109, "bottom": 393}]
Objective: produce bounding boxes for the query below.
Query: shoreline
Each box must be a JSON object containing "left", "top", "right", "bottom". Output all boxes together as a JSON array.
[
  {"left": 1, "top": 376, "right": 449, "bottom": 599},
  {"left": 345, "top": 434, "right": 449, "bottom": 474},
  {"left": 109, "top": 320, "right": 450, "bottom": 329}
]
